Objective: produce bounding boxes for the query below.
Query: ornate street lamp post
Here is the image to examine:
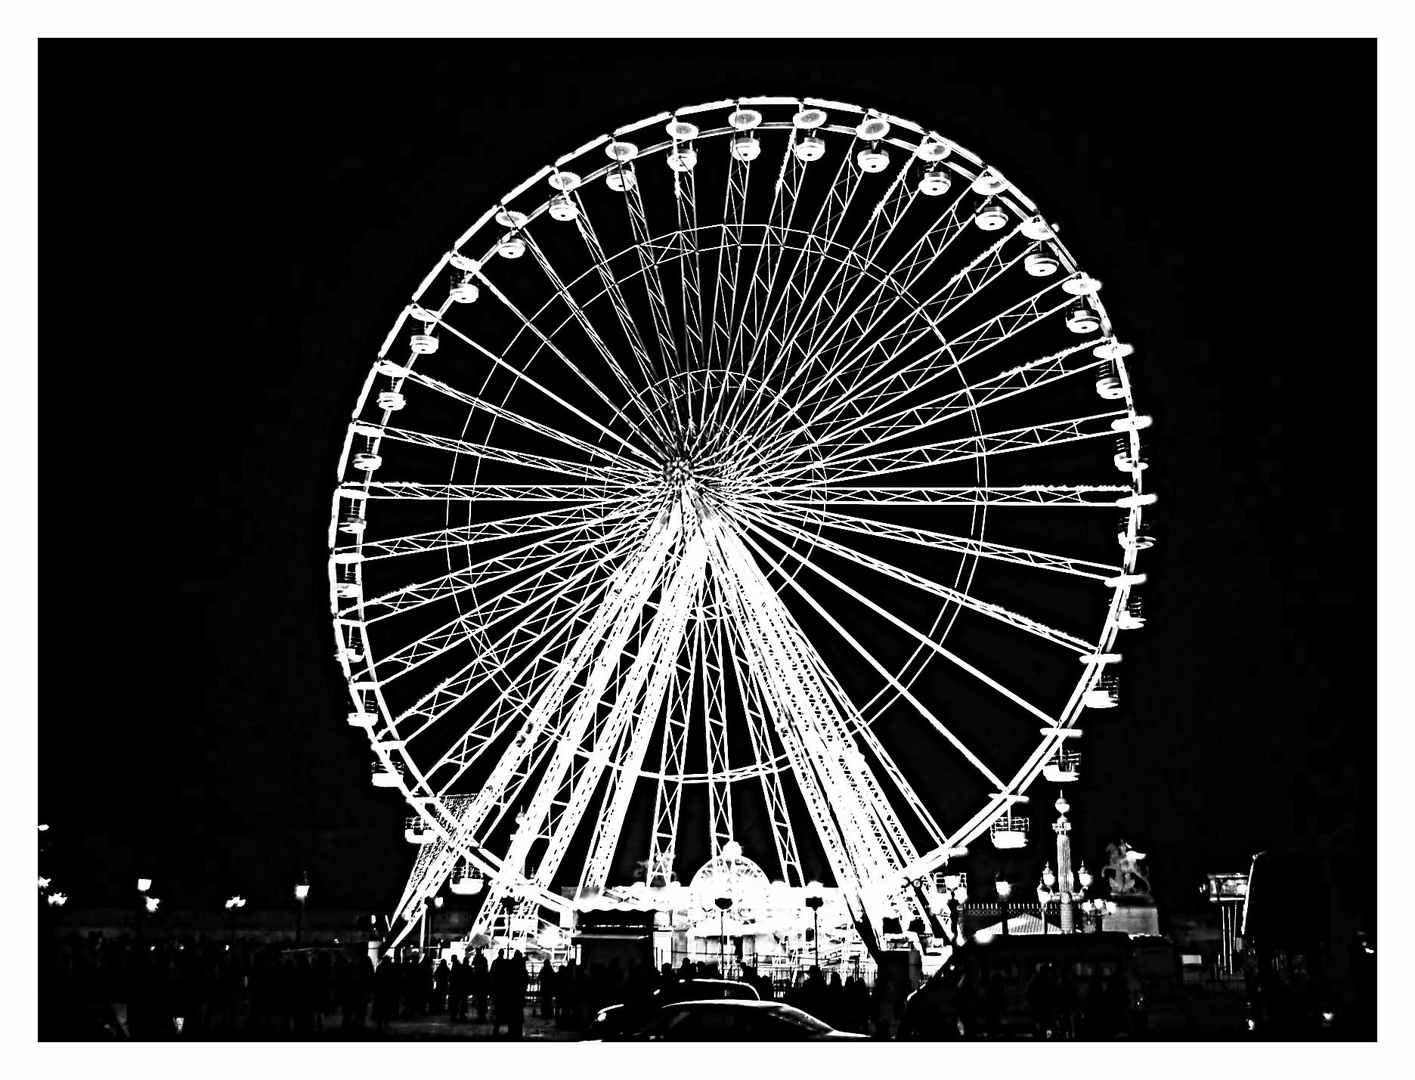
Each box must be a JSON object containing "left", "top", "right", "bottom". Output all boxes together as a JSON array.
[
  {"left": 996, "top": 879, "right": 1013, "bottom": 936},
  {"left": 804, "top": 882, "right": 825, "bottom": 968},
  {"left": 1076, "top": 863, "right": 1094, "bottom": 930},
  {"left": 1053, "top": 797, "right": 1077, "bottom": 933},
  {"left": 714, "top": 896, "right": 733, "bottom": 972},
  {"left": 940, "top": 874, "right": 968, "bottom": 946}
]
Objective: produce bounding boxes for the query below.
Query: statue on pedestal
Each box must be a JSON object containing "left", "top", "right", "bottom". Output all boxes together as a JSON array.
[{"left": 1103, "top": 839, "right": 1152, "bottom": 898}]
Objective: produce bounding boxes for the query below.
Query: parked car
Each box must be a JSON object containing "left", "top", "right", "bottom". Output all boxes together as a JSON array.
[
  {"left": 898, "top": 931, "right": 1149, "bottom": 1039},
  {"left": 592, "top": 978, "right": 759, "bottom": 1038},
  {"left": 608, "top": 998, "right": 866, "bottom": 1041}
]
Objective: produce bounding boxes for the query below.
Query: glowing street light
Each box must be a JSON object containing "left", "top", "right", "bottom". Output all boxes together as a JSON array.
[
  {"left": 38, "top": 876, "right": 50, "bottom": 891},
  {"left": 137, "top": 878, "right": 152, "bottom": 893},
  {"left": 144, "top": 896, "right": 161, "bottom": 914},
  {"left": 48, "top": 892, "right": 68, "bottom": 907},
  {"left": 294, "top": 872, "right": 310, "bottom": 947},
  {"left": 1037, "top": 866, "right": 1055, "bottom": 937},
  {"left": 225, "top": 895, "right": 246, "bottom": 943},
  {"left": 996, "top": 879, "right": 1013, "bottom": 937}
]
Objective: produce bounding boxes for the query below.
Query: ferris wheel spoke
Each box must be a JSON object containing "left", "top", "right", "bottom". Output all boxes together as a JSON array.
[
  {"left": 733, "top": 225, "right": 1027, "bottom": 458},
  {"left": 764, "top": 409, "right": 1130, "bottom": 487},
  {"left": 352, "top": 510, "right": 652, "bottom": 623},
  {"left": 716, "top": 128, "right": 802, "bottom": 384},
  {"left": 706, "top": 539, "right": 877, "bottom": 906},
  {"left": 697, "top": 585, "right": 734, "bottom": 861},
  {"left": 742, "top": 498, "right": 1122, "bottom": 581},
  {"left": 730, "top": 516, "right": 1069, "bottom": 724},
  {"left": 515, "top": 233, "right": 678, "bottom": 445},
  {"left": 580, "top": 534, "right": 709, "bottom": 891},
  {"left": 739, "top": 504, "right": 1097, "bottom": 652},
  {"left": 392, "top": 537, "right": 637, "bottom": 746},
  {"left": 758, "top": 484, "right": 1132, "bottom": 509},
  {"left": 792, "top": 337, "right": 1107, "bottom": 464},
  {"left": 773, "top": 280, "right": 1076, "bottom": 461},
  {"left": 349, "top": 500, "right": 640, "bottom": 562},
  {"left": 796, "top": 223, "right": 1025, "bottom": 413},
  {"left": 720, "top": 612, "right": 805, "bottom": 885},
  {"left": 563, "top": 211, "right": 688, "bottom": 436},
  {"left": 702, "top": 147, "right": 863, "bottom": 457},
  {"left": 376, "top": 524, "right": 644, "bottom": 686},
  {"left": 616, "top": 169, "right": 684, "bottom": 379},
  {"left": 508, "top": 525, "right": 708, "bottom": 894},
  {"left": 444, "top": 505, "right": 683, "bottom": 852},
  {"left": 787, "top": 614, "right": 950, "bottom": 852},
  {"left": 708, "top": 521, "right": 924, "bottom": 891},
  {"left": 365, "top": 420, "right": 646, "bottom": 486},
  {"left": 702, "top": 151, "right": 752, "bottom": 379},
  {"left": 717, "top": 182, "right": 973, "bottom": 453},
  {"left": 356, "top": 481, "right": 636, "bottom": 503},
  {"left": 645, "top": 625, "right": 694, "bottom": 888},
  {"left": 465, "top": 270, "right": 671, "bottom": 455},
  {"left": 724, "top": 513, "right": 1010, "bottom": 790},
  {"left": 784, "top": 159, "right": 921, "bottom": 373},
  {"left": 396, "top": 361, "right": 655, "bottom": 473}
]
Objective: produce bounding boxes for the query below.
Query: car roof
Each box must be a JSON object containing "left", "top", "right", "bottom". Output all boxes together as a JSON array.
[
  {"left": 669, "top": 999, "right": 795, "bottom": 1010},
  {"left": 956, "top": 932, "right": 1135, "bottom": 957}
]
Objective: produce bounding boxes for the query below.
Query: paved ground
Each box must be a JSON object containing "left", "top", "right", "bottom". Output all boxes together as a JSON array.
[{"left": 178, "top": 1012, "right": 582, "bottom": 1041}]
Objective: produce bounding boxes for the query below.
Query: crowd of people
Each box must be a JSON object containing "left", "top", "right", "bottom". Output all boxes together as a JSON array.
[
  {"left": 945, "top": 960, "right": 1133, "bottom": 1038},
  {"left": 39, "top": 932, "right": 886, "bottom": 1040},
  {"left": 38, "top": 933, "right": 553, "bottom": 1040}
]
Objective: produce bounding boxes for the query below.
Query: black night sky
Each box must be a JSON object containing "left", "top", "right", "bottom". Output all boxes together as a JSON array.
[{"left": 39, "top": 40, "right": 1374, "bottom": 920}]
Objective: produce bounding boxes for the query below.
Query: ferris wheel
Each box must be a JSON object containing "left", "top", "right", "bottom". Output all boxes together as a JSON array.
[{"left": 328, "top": 96, "right": 1154, "bottom": 952}]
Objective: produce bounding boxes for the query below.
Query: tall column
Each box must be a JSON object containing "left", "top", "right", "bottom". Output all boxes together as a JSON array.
[{"left": 1054, "top": 796, "right": 1075, "bottom": 933}]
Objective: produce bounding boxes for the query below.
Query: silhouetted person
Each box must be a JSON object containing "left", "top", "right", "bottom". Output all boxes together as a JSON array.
[
  {"left": 489, "top": 950, "right": 506, "bottom": 1035},
  {"left": 558, "top": 958, "right": 577, "bottom": 1026},
  {"left": 955, "top": 968, "right": 980, "bottom": 1037},
  {"left": 434, "top": 958, "right": 449, "bottom": 1017},
  {"left": 506, "top": 950, "right": 528, "bottom": 1039},
  {"left": 984, "top": 970, "right": 1007, "bottom": 1036},
  {"left": 1026, "top": 963, "right": 1055, "bottom": 1038},
  {"left": 472, "top": 947, "right": 490, "bottom": 1021},
  {"left": 1055, "top": 968, "right": 1079, "bottom": 1039},
  {"left": 373, "top": 956, "right": 396, "bottom": 1033},
  {"left": 538, "top": 958, "right": 555, "bottom": 1018}
]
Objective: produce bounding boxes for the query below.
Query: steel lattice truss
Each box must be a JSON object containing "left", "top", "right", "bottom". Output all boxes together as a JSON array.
[{"left": 327, "top": 96, "right": 1154, "bottom": 953}]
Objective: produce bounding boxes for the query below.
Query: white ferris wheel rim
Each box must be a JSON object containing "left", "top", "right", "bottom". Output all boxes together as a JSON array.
[{"left": 327, "top": 95, "right": 1152, "bottom": 927}]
